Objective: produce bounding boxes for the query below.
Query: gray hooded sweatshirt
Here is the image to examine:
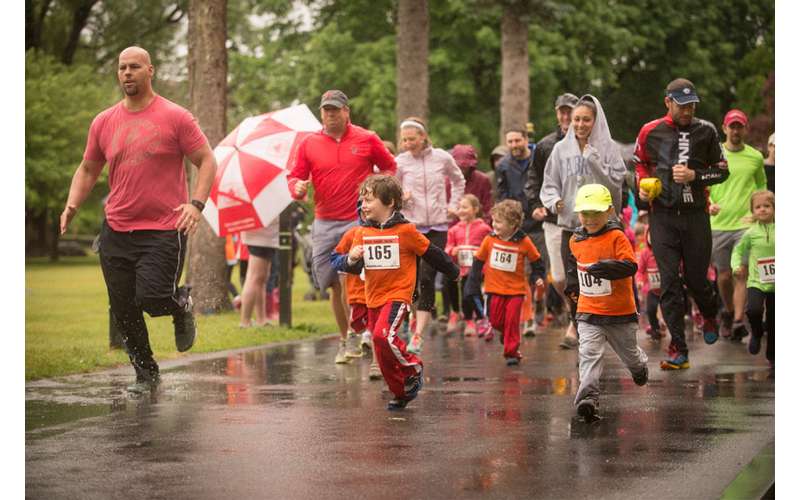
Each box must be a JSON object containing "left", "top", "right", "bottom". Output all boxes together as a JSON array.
[{"left": 539, "top": 94, "right": 627, "bottom": 232}]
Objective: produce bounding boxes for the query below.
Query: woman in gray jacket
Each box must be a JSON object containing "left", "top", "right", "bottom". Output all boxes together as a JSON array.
[
  {"left": 396, "top": 117, "right": 466, "bottom": 354},
  {"left": 540, "top": 95, "right": 627, "bottom": 335}
]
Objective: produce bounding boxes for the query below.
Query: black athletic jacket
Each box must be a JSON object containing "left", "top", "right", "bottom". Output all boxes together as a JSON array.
[{"left": 634, "top": 113, "right": 729, "bottom": 211}]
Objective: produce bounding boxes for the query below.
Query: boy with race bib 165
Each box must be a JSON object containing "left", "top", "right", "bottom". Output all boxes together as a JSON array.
[
  {"left": 334, "top": 174, "right": 459, "bottom": 410},
  {"left": 565, "top": 184, "right": 649, "bottom": 422}
]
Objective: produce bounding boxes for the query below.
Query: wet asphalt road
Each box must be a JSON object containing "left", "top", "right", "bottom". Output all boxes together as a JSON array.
[{"left": 26, "top": 324, "right": 774, "bottom": 499}]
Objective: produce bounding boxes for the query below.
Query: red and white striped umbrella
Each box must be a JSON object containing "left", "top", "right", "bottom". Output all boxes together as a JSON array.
[{"left": 203, "top": 104, "right": 321, "bottom": 236}]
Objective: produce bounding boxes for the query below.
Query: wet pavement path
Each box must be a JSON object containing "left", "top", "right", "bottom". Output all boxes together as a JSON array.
[{"left": 26, "top": 325, "right": 774, "bottom": 499}]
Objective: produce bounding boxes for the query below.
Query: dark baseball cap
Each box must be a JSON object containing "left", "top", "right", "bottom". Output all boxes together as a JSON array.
[
  {"left": 723, "top": 109, "right": 749, "bottom": 127},
  {"left": 665, "top": 78, "right": 700, "bottom": 105},
  {"left": 554, "top": 93, "right": 579, "bottom": 109},
  {"left": 320, "top": 89, "right": 348, "bottom": 108}
]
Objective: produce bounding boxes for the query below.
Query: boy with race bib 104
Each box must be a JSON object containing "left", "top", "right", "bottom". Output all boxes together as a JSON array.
[
  {"left": 464, "top": 200, "right": 545, "bottom": 365},
  {"left": 335, "top": 174, "right": 459, "bottom": 410},
  {"left": 565, "top": 184, "right": 649, "bottom": 423}
]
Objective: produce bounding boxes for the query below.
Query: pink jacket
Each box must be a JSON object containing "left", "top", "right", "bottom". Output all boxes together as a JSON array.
[
  {"left": 636, "top": 246, "right": 661, "bottom": 296},
  {"left": 445, "top": 219, "right": 492, "bottom": 277},
  {"left": 396, "top": 146, "right": 465, "bottom": 228}
]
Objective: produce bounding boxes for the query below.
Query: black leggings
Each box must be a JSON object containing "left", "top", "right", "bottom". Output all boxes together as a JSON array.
[
  {"left": 442, "top": 277, "right": 460, "bottom": 315},
  {"left": 746, "top": 288, "right": 774, "bottom": 363},
  {"left": 416, "top": 230, "right": 447, "bottom": 312},
  {"left": 646, "top": 291, "right": 661, "bottom": 332}
]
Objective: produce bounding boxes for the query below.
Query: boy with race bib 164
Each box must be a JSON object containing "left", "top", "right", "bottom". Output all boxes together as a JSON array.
[
  {"left": 464, "top": 200, "right": 546, "bottom": 366},
  {"left": 565, "top": 184, "right": 649, "bottom": 423},
  {"left": 334, "top": 174, "right": 459, "bottom": 410}
]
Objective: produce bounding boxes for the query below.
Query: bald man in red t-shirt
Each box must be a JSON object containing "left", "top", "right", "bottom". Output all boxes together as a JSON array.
[{"left": 60, "top": 47, "right": 218, "bottom": 394}]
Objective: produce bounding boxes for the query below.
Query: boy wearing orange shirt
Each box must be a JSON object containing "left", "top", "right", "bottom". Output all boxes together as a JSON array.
[
  {"left": 465, "top": 200, "right": 545, "bottom": 365},
  {"left": 335, "top": 174, "right": 459, "bottom": 410},
  {"left": 565, "top": 184, "right": 649, "bottom": 423}
]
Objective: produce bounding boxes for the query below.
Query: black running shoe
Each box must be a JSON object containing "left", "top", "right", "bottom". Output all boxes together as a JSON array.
[{"left": 173, "top": 286, "right": 196, "bottom": 352}]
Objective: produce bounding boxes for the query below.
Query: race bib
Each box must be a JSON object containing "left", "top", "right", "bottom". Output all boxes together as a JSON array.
[
  {"left": 756, "top": 257, "right": 775, "bottom": 284},
  {"left": 363, "top": 235, "right": 400, "bottom": 270},
  {"left": 457, "top": 245, "right": 478, "bottom": 267},
  {"left": 490, "top": 243, "right": 518, "bottom": 272},
  {"left": 647, "top": 269, "right": 661, "bottom": 289},
  {"left": 577, "top": 262, "right": 612, "bottom": 297}
]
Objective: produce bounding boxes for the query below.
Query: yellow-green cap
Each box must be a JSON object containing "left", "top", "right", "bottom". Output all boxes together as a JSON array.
[{"left": 574, "top": 184, "right": 613, "bottom": 212}]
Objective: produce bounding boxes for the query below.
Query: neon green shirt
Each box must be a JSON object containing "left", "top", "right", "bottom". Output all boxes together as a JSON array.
[
  {"left": 731, "top": 221, "right": 774, "bottom": 292},
  {"left": 709, "top": 144, "right": 766, "bottom": 231}
]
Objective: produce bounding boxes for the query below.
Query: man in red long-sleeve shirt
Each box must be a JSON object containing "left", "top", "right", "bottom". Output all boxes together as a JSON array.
[{"left": 288, "top": 90, "right": 397, "bottom": 364}]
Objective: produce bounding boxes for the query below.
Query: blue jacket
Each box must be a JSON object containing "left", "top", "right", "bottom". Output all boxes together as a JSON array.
[{"left": 496, "top": 145, "right": 537, "bottom": 233}]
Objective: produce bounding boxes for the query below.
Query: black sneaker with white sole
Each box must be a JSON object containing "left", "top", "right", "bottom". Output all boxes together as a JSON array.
[
  {"left": 577, "top": 399, "right": 598, "bottom": 423},
  {"left": 173, "top": 286, "right": 196, "bottom": 352},
  {"left": 632, "top": 365, "right": 649, "bottom": 386}
]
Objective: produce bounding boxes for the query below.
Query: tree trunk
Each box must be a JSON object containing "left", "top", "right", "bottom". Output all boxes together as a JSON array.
[
  {"left": 395, "top": 0, "right": 429, "bottom": 145},
  {"left": 61, "top": 0, "right": 98, "bottom": 65},
  {"left": 187, "top": 0, "right": 229, "bottom": 313},
  {"left": 499, "top": 2, "right": 530, "bottom": 143}
]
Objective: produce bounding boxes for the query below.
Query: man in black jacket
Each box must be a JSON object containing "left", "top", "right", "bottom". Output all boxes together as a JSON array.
[
  {"left": 497, "top": 128, "right": 545, "bottom": 336},
  {"left": 524, "top": 93, "right": 579, "bottom": 347},
  {"left": 634, "top": 78, "right": 729, "bottom": 370}
]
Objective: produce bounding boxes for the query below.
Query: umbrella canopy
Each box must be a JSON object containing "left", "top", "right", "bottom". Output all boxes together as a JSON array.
[{"left": 203, "top": 104, "right": 321, "bottom": 236}]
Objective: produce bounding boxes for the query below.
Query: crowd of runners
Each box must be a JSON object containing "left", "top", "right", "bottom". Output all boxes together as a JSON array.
[
  {"left": 289, "top": 81, "right": 775, "bottom": 418},
  {"left": 60, "top": 46, "right": 775, "bottom": 421}
]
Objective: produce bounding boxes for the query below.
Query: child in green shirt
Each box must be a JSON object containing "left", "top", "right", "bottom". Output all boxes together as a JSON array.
[{"left": 731, "top": 190, "right": 775, "bottom": 368}]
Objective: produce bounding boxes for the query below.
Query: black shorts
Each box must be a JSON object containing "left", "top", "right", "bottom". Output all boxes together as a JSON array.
[
  {"left": 99, "top": 220, "right": 187, "bottom": 302},
  {"left": 247, "top": 245, "right": 276, "bottom": 260}
]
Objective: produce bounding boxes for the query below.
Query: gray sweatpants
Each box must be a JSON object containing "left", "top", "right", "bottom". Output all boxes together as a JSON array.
[{"left": 574, "top": 321, "right": 648, "bottom": 406}]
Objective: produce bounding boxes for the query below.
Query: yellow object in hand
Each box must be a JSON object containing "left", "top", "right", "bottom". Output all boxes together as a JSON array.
[{"left": 640, "top": 177, "right": 662, "bottom": 199}]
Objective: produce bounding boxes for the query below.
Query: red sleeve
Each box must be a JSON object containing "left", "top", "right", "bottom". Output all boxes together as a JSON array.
[
  {"left": 445, "top": 226, "right": 457, "bottom": 256},
  {"left": 287, "top": 136, "right": 312, "bottom": 200},
  {"left": 633, "top": 121, "right": 657, "bottom": 190},
  {"left": 83, "top": 115, "right": 106, "bottom": 162},
  {"left": 369, "top": 133, "right": 397, "bottom": 174},
  {"left": 479, "top": 177, "right": 493, "bottom": 223},
  {"left": 178, "top": 109, "right": 209, "bottom": 155},
  {"left": 475, "top": 237, "right": 491, "bottom": 262},
  {"left": 636, "top": 250, "right": 647, "bottom": 285}
]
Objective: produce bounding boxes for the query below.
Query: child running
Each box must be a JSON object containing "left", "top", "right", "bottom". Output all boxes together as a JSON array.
[
  {"left": 731, "top": 190, "right": 775, "bottom": 370},
  {"left": 333, "top": 207, "right": 382, "bottom": 378},
  {"left": 336, "top": 174, "right": 459, "bottom": 410},
  {"left": 465, "top": 200, "right": 545, "bottom": 365},
  {"left": 445, "top": 194, "right": 492, "bottom": 337},
  {"left": 564, "top": 184, "right": 649, "bottom": 422},
  {"left": 636, "top": 227, "right": 664, "bottom": 341}
]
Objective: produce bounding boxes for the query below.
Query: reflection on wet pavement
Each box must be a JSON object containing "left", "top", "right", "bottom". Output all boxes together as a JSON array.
[{"left": 26, "top": 327, "right": 774, "bottom": 499}]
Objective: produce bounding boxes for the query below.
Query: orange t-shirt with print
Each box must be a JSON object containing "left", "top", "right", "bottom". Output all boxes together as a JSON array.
[
  {"left": 569, "top": 229, "right": 636, "bottom": 316},
  {"left": 334, "top": 226, "right": 366, "bottom": 305},
  {"left": 352, "top": 223, "right": 430, "bottom": 308},
  {"left": 474, "top": 234, "right": 541, "bottom": 296}
]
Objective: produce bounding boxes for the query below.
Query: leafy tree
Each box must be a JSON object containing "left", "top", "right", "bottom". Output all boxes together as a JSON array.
[{"left": 25, "top": 50, "right": 116, "bottom": 256}]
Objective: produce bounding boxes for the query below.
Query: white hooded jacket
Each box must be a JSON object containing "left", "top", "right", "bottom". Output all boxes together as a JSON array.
[{"left": 539, "top": 94, "right": 627, "bottom": 231}]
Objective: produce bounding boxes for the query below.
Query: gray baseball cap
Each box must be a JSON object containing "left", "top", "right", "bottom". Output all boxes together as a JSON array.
[
  {"left": 554, "top": 93, "right": 579, "bottom": 109},
  {"left": 320, "top": 89, "right": 348, "bottom": 108}
]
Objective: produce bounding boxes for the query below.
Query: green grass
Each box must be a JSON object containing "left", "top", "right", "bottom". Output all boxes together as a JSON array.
[{"left": 25, "top": 256, "right": 338, "bottom": 380}]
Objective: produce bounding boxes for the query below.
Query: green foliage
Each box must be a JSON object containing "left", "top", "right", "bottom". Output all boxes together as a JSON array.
[{"left": 25, "top": 50, "right": 115, "bottom": 233}]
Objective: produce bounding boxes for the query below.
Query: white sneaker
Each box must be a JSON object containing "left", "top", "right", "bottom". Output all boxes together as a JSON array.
[
  {"left": 360, "top": 330, "right": 372, "bottom": 352},
  {"left": 345, "top": 331, "right": 363, "bottom": 358},
  {"left": 335, "top": 341, "right": 349, "bottom": 364},
  {"left": 369, "top": 362, "right": 382, "bottom": 380},
  {"left": 407, "top": 334, "right": 423, "bottom": 355}
]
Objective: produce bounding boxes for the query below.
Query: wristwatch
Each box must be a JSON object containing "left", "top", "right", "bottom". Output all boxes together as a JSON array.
[{"left": 191, "top": 199, "right": 205, "bottom": 212}]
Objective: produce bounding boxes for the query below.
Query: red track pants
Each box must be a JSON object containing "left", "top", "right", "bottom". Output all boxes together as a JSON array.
[
  {"left": 368, "top": 302, "right": 422, "bottom": 398},
  {"left": 488, "top": 294, "right": 524, "bottom": 359}
]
